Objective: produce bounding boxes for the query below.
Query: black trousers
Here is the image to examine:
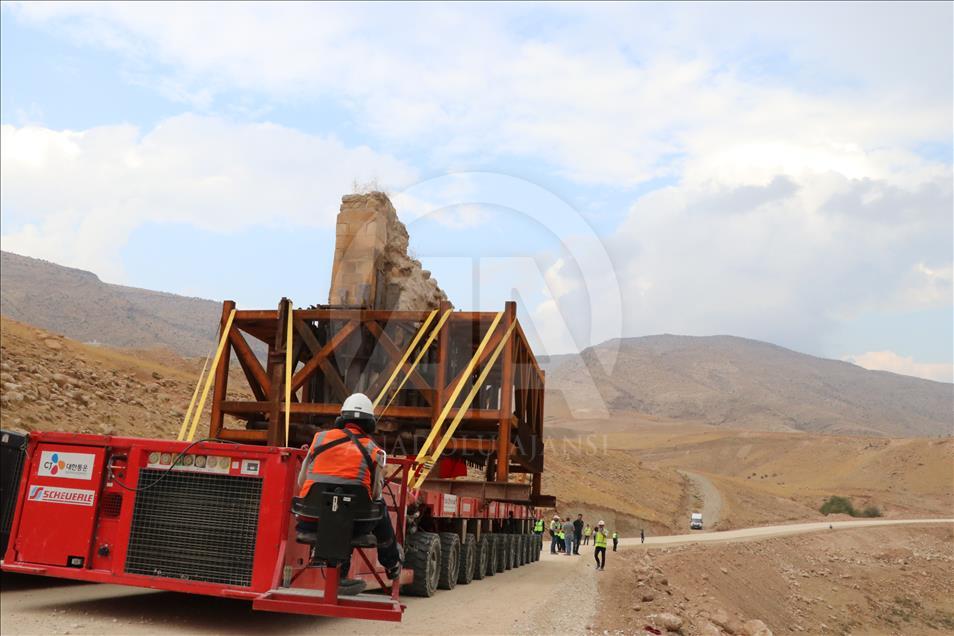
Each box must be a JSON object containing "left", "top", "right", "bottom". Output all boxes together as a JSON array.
[
  {"left": 341, "top": 506, "right": 400, "bottom": 578},
  {"left": 573, "top": 533, "right": 582, "bottom": 554},
  {"left": 612, "top": 538, "right": 618, "bottom": 552},
  {"left": 594, "top": 546, "right": 606, "bottom": 569}
]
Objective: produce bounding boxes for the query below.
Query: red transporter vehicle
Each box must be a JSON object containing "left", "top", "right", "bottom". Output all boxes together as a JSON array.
[{"left": 0, "top": 300, "right": 554, "bottom": 622}]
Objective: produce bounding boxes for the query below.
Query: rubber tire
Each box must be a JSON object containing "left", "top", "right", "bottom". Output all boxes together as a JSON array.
[
  {"left": 515, "top": 535, "right": 524, "bottom": 567},
  {"left": 404, "top": 531, "right": 440, "bottom": 597},
  {"left": 495, "top": 534, "right": 507, "bottom": 573},
  {"left": 438, "top": 532, "right": 460, "bottom": 590},
  {"left": 487, "top": 534, "right": 498, "bottom": 576},
  {"left": 524, "top": 534, "right": 532, "bottom": 564},
  {"left": 473, "top": 535, "right": 488, "bottom": 580},
  {"left": 457, "top": 534, "right": 476, "bottom": 585},
  {"left": 504, "top": 534, "right": 515, "bottom": 570},
  {"left": 534, "top": 534, "right": 542, "bottom": 560}
]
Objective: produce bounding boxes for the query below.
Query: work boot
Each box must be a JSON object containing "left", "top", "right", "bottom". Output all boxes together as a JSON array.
[
  {"left": 386, "top": 544, "right": 405, "bottom": 580},
  {"left": 338, "top": 578, "right": 367, "bottom": 596}
]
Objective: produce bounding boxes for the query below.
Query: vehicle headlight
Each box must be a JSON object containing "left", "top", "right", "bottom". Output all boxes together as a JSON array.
[
  {"left": 160, "top": 453, "right": 172, "bottom": 465},
  {"left": 194, "top": 455, "right": 207, "bottom": 468},
  {"left": 181, "top": 455, "right": 194, "bottom": 466},
  {"left": 148, "top": 452, "right": 160, "bottom": 464}
]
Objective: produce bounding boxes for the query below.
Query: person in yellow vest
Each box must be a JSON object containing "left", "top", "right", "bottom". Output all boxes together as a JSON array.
[
  {"left": 583, "top": 523, "right": 592, "bottom": 545},
  {"left": 534, "top": 517, "right": 545, "bottom": 535},
  {"left": 612, "top": 530, "right": 619, "bottom": 551},
  {"left": 556, "top": 527, "right": 566, "bottom": 553},
  {"left": 593, "top": 520, "right": 608, "bottom": 570},
  {"left": 549, "top": 514, "right": 561, "bottom": 554}
]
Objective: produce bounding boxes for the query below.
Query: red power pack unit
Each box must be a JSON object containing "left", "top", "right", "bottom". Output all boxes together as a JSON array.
[{"left": 2, "top": 431, "right": 412, "bottom": 620}]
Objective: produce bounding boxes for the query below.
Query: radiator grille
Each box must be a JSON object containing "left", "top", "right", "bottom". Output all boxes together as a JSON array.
[
  {"left": 1, "top": 432, "right": 27, "bottom": 544},
  {"left": 125, "top": 469, "right": 263, "bottom": 587}
]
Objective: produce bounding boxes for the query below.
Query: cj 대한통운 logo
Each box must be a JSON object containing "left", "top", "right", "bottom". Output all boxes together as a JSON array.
[{"left": 38, "top": 451, "right": 95, "bottom": 480}]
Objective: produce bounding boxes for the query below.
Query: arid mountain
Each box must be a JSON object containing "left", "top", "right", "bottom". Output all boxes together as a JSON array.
[
  {"left": 1, "top": 251, "right": 221, "bottom": 356},
  {"left": 546, "top": 335, "right": 952, "bottom": 437},
  {"left": 0, "top": 316, "right": 250, "bottom": 439}
]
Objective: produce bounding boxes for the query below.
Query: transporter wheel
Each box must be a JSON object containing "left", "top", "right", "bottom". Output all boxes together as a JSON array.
[
  {"left": 495, "top": 534, "right": 507, "bottom": 573},
  {"left": 438, "top": 532, "right": 460, "bottom": 590},
  {"left": 486, "top": 534, "right": 498, "bottom": 576},
  {"left": 458, "top": 534, "right": 476, "bottom": 585},
  {"left": 404, "top": 531, "right": 440, "bottom": 597},
  {"left": 515, "top": 535, "right": 525, "bottom": 566},
  {"left": 504, "top": 534, "right": 515, "bottom": 570},
  {"left": 524, "top": 534, "right": 533, "bottom": 563},
  {"left": 535, "top": 534, "right": 542, "bottom": 560},
  {"left": 473, "top": 535, "right": 489, "bottom": 580}
]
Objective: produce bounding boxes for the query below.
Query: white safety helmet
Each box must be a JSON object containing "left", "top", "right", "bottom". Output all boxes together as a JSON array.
[
  {"left": 598, "top": 520, "right": 605, "bottom": 526},
  {"left": 339, "top": 393, "right": 376, "bottom": 432}
]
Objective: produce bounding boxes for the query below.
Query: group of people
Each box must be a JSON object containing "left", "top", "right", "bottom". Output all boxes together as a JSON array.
[{"left": 543, "top": 513, "right": 619, "bottom": 570}]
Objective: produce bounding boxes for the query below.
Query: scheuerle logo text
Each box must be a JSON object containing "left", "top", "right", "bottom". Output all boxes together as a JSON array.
[
  {"left": 27, "top": 485, "right": 96, "bottom": 506},
  {"left": 38, "top": 451, "right": 95, "bottom": 480}
]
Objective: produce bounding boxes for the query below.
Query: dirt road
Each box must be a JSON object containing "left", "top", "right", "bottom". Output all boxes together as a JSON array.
[
  {"left": 679, "top": 470, "right": 723, "bottom": 529},
  {"left": 2, "top": 519, "right": 951, "bottom": 636},
  {"left": 621, "top": 517, "right": 954, "bottom": 548},
  {"left": 0, "top": 549, "right": 594, "bottom": 636}
]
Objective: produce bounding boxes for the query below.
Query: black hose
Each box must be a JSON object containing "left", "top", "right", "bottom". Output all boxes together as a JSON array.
[{"left": 107, "top": 438, "right": 240, "bottom": 493}]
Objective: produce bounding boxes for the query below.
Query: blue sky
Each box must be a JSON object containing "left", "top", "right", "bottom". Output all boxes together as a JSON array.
[{"left": 1, "top": 2, "right": 951, "bottom": 382}]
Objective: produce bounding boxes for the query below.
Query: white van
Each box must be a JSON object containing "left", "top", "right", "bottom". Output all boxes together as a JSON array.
[{"left": 690, "top": 512, "right": 703, "bottom": 530}]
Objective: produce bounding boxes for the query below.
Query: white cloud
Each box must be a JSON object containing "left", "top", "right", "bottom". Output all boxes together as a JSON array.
[
  {"left": 848, "top": 351, "right": 953, "bottom": 383},
  {"left": 0, "top": 115, "right": 416, "bottom": 280},
  {"left": 543, "top": 169, "right": 952, "bottom": 355},
  {"left": 6, "top": 3, "right": 950, "bottom": 187}
]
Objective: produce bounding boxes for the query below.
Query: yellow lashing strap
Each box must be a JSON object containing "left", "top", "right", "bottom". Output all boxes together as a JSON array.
[
  {"left": 373, "top": 309, "right": 438, "bottom": 410},
  {"left": 185, "top": 309, "right": 236, "bottom": 441},
  {"left": 284, "top": 302, "right": 294, "bottom": 447},
  {"left": 176, "top": 343, "right": 215, "bottom": 441},
  {"left": 412, "top": 321, "right": 516, "bottom": 488},
  {"left": 376, "top": 309, "right": 451, "bottom": 417},
  {"left": 412, "top": 310, "right": 503, "bottom": 482}
]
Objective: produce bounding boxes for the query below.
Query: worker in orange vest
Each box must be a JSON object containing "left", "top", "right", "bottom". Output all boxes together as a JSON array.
[{"left": 297, "top": 393, "right": 402, "bottom": 582}]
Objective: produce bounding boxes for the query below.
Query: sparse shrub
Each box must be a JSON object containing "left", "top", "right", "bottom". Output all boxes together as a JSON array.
[
  {"left": 820, "top": 495, "right": 855, "bottom": 516},
  {"left": 819, "top": 495, "right": 883, "bottom": 517}
]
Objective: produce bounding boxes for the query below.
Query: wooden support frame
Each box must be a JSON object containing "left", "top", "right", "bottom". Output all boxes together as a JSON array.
[{"left": 204, "top": 299, "right": 546, "bottom": 486}]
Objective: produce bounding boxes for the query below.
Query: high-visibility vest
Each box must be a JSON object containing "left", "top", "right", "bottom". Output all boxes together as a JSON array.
[
  {"left": 299, "top": 424, "right": 384, "bottom": 498},
  {"left": 557, "top": 530, "right": 564, "bottom": 539},
  {"left": 534, "top": 519, "right": 544, "bottom": 532},
  {"left": 584, "top": 526, "right": 592, "bottom": 536},
  {"left": 594, "top": 529, "right": 607, "bottom": 548},
  {"left": 612, "top": 532, "right": 619, "bottom": 539}
]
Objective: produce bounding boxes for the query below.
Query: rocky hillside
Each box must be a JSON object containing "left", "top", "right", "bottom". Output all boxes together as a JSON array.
[
  {"left": 0, "top": 316, "right": 249, "bottom": 439},
  {"left": 1, "top": 251, "right": 221, "bottom": 356},
  {"left": 546, "top": 335, "right": 952, "bottom": 437}
]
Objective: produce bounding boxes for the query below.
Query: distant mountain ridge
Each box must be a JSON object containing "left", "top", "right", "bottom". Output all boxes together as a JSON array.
[
  {"left": 3, "top": 250, "right": 950, "bottom": 437},
  {"left": 1, "top": 251, "right": 221, "bottom": 356},
  {"left": 546, "top": 334, "right": 952, "bottom": 437}
]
